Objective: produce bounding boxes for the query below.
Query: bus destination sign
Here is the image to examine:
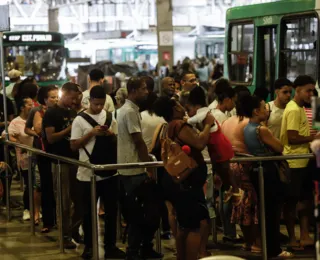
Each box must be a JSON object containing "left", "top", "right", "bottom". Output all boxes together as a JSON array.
[{"left": 7, "top": 34, "right": 53, "bottom": 42}]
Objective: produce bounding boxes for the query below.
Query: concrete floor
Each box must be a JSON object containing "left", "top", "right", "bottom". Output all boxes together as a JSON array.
[{"left": 0, "top": 180, "right": 317, "bottom": 260}]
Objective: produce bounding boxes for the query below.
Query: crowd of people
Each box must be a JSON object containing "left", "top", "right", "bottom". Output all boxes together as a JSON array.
[{"left": 0, "top": 61, "right": 319, "bottom": 260}]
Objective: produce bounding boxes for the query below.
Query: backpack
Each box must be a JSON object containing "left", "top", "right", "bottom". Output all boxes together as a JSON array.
[
  {"left": 160, "top": 121, "right": 198, "bottom": 183},
  {"left": 79, "top": 112, "right": 117, "bottom": 177}
]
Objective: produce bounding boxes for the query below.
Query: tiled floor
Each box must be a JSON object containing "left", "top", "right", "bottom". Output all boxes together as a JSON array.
[{"left": 0, "top": 180, "right": 317, "bottom": 259}]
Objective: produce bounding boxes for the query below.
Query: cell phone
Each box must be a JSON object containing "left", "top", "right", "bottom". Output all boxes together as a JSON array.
[{"left": 100, "top": 125, "right": 109, "bottom": 131}]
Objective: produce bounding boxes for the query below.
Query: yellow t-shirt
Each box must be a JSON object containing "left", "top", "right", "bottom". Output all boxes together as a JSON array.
[{"left": 280, "top": 100, "right": 310, "bottom": 168}]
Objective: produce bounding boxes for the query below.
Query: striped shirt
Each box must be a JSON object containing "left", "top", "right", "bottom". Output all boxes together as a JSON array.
[{"left": 304, "top": 107, "right": 318, "bottom": 136}]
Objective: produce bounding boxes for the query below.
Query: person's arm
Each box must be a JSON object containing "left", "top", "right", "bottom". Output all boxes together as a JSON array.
[
  {"left": 126, "top": 110, "right": 149, "bottom": 162},
  {"left": 179, "top": 113, "right": 215, "bottom": 150},
  {"left": 25, "top": 127, "right": 38, "bottom": 137},
  {"left": 259, "top": 126, "right": 283, "bottom": 153},
  {"left": 32, "top": 111, "right": 42, "bottom": 136},
  {"left": 131, "top": 132, "right": 150, "bottom": 162},
  {"left": 45, "top": 125, "right": 71, "bottom": 144},
  {"left": 286, "top": 110, "right": 314, "bottom": 145}
]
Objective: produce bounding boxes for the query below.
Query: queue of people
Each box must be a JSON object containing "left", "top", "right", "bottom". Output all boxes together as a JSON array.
[{"left": 0, "top": 64, "right": 319, "bottom": 260}]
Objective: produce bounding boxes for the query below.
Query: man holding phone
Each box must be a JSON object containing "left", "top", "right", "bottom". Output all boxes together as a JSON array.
[{"left": 71, "top": 86, "right": 125, "bottom": 259}]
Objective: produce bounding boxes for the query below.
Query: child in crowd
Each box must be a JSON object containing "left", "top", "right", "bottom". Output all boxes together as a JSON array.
[{"left": 186, "top": 87, "right": 244, "bottom": 204}]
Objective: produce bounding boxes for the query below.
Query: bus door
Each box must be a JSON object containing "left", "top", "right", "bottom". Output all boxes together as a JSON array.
[{"left": 257, "top": 26, "right": 277, "bottom": 99}]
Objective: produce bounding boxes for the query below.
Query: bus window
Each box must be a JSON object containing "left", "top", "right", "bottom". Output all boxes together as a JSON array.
[
  {"left": 280, "top": 16, "right": 318, "bottom": 82},
  {"left": 228, "top": 23, "right": 254, "bottom": 84},
  {"left": 96, "top": 49, "right": 110, "bottom": 62}
]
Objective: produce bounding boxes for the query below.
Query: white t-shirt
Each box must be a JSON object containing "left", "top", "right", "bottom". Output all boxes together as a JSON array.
[
  {"left": 211, "top": 108, "right": 229, "bottom": 125},
  {"left": 208, "top": 100, "right": 218, "bottom": 110},
  {"left": 267, "top": 101, "right": 284, "bottom": 139},
  {"left": 187, "top": 107, "right": 218, "bottom": 133},
  {"left": 71, "top": 110, "right": 117, "bottom": 182},
  {"left": 81, "top": 89, "right": 115, "bottom": 113},
  {"left": 141, "top": 111, "right": 165, "bottom": 150},
  {"left": 1, "top": 83, "right": 15, "bottom": 100}
]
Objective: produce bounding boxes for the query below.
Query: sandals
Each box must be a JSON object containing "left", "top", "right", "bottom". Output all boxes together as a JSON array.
[
  {"left": 287, "top": 241, "right": 304, "bottom": 251},
  {"left": 34, "top": 219, "right": 40, "bottom": 226},
  {"left": 300, "top": 239, "right": 314, "bottom": 248},
  {"left": 41, "top": 227, "right": 50, "bottom": 233},
  {"left": 241, "top": 244, "right": 261, "bottom": 253},
  {"left": 275, "top": 251, "right": 294, "bottom": 259}
]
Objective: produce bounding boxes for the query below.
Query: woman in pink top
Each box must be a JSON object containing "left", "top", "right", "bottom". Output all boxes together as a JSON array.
[
  {"left": 8, "top": 97, "right": 41, "bottom": 224},
  {"left": 221, "top": 91, "right": 260, "bottom": 253}
]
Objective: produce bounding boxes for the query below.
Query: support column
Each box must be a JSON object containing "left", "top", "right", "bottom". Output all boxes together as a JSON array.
[
  {"left": 156, "top": 0, "right": 174, "bottom": 76},
  {"left": 48, "top": 9, "right": 59, "bottom": 32}
]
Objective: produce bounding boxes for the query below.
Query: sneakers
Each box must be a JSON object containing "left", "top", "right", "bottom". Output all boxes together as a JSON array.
[
  {"left": 22, "top": 209, "right": 30, "bottom": 221},
  {"left": 64, "top": 238, "right": 77, "bottom": 249},
  {"left": 105, "top": 246, "right": 126, "bottom": 259},
  {"left": 140, "top": 248, "right": 163, "bottom": 259},
  {"left": 81, "top": 246, "right": 93, "bottom": 259},
  {"left": 72, "top": 232, "right": 84, "bottom": 244}
]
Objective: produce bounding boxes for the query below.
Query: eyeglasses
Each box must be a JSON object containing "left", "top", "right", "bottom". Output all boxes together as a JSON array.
[{"left": 186, "top": 78, "right": 198, "bottom": 83}]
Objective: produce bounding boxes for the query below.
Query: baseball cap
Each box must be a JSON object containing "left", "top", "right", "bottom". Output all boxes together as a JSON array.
[{"left": 8, "top": 69, "right": 22, "bottom": 79}]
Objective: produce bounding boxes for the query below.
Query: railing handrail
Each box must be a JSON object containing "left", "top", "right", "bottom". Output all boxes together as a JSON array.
[{"left": 4, "top": 140, "right": 315, "bottom": 171}]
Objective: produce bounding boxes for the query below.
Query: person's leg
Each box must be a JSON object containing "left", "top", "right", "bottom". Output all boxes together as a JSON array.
[
  {"left": 101, "top": 176, "right": 118, "bottom": 249},
  {"left": 80, "top": 181, "right": 93, "bottom": 254},
  {"left": 199, "top": 219, "right": 210, "bottom": 258},
  {"left": 220, "top": 187, "right": 237, "bottom": 239},
  {"left": 299, "top": 200, "right": 313, "bottom": 244},
  {"left": 122, "top": 175, "right": 146, "bottom": 257},
  {"left": 185, "top": 230, "right": 201, "bottom": 260},
  {"left": 283, "top": 168, "right": 302, "bottom": 247},
  {"left": 69, "top": 165, "right": 83, "bottom": 241},
  {"left": 38, "top": 156, "right": 55, "bottom": 229},
  {"left": 176, "top": 228, "right": 187, "bottom": 260},
  {"left": 22, "top": 170, "right": 29, "bottom": 210},
  {"left": 165, "top": 200, "right": 177, "bottom": 238}
]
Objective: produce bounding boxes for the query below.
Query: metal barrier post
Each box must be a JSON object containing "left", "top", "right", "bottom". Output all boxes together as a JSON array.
[
  {"left": 91, "top": 169, "right": 99, "bottom": 260},
  {"left": 28, "top": 151, "right": 35, "bottom": 235},
  {"left": 57, "top": 161, "right": 64, "bottom": 253},
  {"left": 4, "top": 144, "right": 10, "bottom": 221},
  {"left": 258, "top": 162, "right": 267, "bottom": 260},
  {"left": 149, "top": 154, "right": 161, "bottom": 254}
]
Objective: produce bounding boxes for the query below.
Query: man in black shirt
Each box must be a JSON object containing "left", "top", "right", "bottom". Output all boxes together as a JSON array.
[{"left": 42, "top": 82, "right": 80, "bottom": 249}]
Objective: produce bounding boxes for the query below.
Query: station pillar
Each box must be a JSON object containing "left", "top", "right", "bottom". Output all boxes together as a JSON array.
[
  {"left": 156, "top": 0, "right": 174, "bottom": 75},
  {"left": 48, "top": 9, "right": 59, "bottom": 32}
]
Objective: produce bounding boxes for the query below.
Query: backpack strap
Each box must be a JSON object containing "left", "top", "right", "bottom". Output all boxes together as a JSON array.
[
  {"left": 78, "top": 112, "right": 101, "bottom": 159},
  {"left": 79, "top": 112, "right": 99, "bottom": 128},
  {"left": 105, "top": 112, "right": 113, "bottom": 128}
]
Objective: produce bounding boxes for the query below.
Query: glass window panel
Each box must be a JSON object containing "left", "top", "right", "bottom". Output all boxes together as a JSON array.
[{"left": 229, "top": 23, "right": 254, "bottom": 83}]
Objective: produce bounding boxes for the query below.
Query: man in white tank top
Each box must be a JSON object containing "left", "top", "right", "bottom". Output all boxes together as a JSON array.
[{"left": 266, "top": 78, "right": 293, "bottom": 139}]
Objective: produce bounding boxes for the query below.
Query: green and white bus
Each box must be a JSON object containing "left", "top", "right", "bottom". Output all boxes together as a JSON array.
[
  {"left": 3, "top": 31, "right": 68, "bottom": 86},
  {"left": 195, "top": 34, "right": 225, "bottom": 60},
  {"left": 225, "top": 0, "right": 319, "bottom": 98}
]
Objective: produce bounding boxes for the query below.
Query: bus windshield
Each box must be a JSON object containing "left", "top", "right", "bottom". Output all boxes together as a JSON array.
[
  {"left": 4, "top": 45, "right": 66, "bottom": 82},
  {"left": 280, "top": 16, "right": 318, "bottom": 82}
]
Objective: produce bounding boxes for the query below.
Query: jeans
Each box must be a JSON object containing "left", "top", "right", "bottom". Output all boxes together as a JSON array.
[
  {"left": 52, "top": 163, "right": 82, "bottom": 238},
  {"left": 121, "top": 174, "right": 158, "bottom": 255},
  {"left": 38, "top": 155, "right": 56, "bottom": 227},
  {"left": 80, "top": 176, "right": 118, "bottom": 248},
  {"left": 220, "top": 186, "right": 236, "bottom": 238}
]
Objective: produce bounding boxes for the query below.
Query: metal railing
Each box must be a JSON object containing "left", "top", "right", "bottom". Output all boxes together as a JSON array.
[{"left": 2, "top": 140, "right": 315, "bottom": 260}]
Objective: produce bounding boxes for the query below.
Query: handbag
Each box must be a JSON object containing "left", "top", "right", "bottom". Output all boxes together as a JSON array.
[
  {"left": 160, "top": 121, "right": 198, "bottom": 183},
  {"left": 256, "top": 126, "right": 291, "bottom": 184}
]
